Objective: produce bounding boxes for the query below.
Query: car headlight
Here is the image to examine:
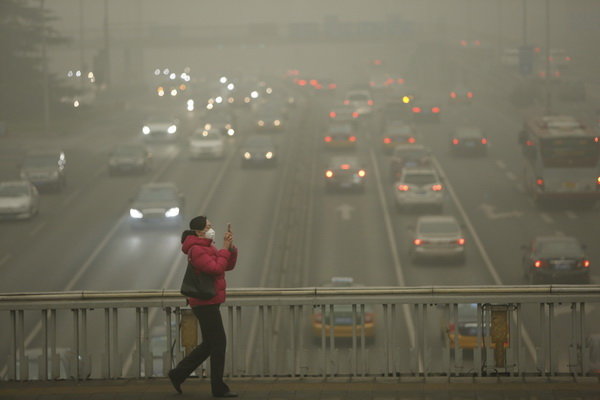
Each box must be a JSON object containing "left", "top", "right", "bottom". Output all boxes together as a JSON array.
[
  {"left": 204, "top": 123, "right": 212, "bottom": 130},
  {"left": 186, "top": 99, "right": 194, "bottom": 111},
  {"left": 165, "top": 207, "right": 180, "bottom": 218},
  {"left": 168, "top": 125, "right": 177, "bottom": 134},
  {"left": 274, "top": 120, "right": 281, "bottom": 126},
  {"left": 227, "top": 128, "right": 235, "bottom": 136},
  {"left": 265, "top": 152, "right": 273, "bottom": 159},
  {"left": 142, "top": 126, "right": 151, "bottom": 135},
  {"left": 130, "top": 209, "right": 143, "bottom": 219},
  {"left": 258, "top": 120, "right": 265, "bottom": 126},
  {"left": 244, "top": 152, "right": 251, "bottom": 160}
]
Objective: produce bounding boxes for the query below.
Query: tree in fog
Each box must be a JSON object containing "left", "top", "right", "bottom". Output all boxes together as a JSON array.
[{"left": 0, "top": 0, "right": 71, "bottom": 123}]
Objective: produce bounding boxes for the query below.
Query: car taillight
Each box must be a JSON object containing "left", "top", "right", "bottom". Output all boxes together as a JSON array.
[
  {"left": 324, "top": 136, "right": 332, "bottom": 143},
  {"left": 534, "top": 260, "right": 545, "bottom": 268},
  {"left": 432, "top": 184, "right": 443, "bottom": 191},
  {"left": 412, "top": 107, "right": 421, "bottom": 113},
  {"left": 328, "top": 83, "right": 337, "bottom": 89},
  {"left": 596, "top": 176, "right": 600, "bottom": 186},
  {"left": 340, "top": 164, "right": 350, "bottom": 170},
  {"left": 385, "top": 78, "right": 394, "bottom": 85},
  {"left": 467, "top": 92, "right": 473, "bottom": 98},
  {"left": 565, "top": 56, "right": 571, "bottom": 61},
  {"left": 349, "top": 136, "right": 357, "bottom": 142},
  {"left": 325, "top": 170, "right": 334, "bottom": 178},
  {"left": 398, "top": 184, "right": 409, "bottom": 191},
  {"left": 408, "top": 137, "right": 416, "bottom": 144},
  {"left": 526, "top": 140, "right": 534, "bottom": 146},
  {"left": 582, "top": 260, "right": 590, "bottom": 268},
  {"left": 432, "top": 107, "right": 441, "bottom": 113},
  {"left": 383, "top": 137, "right": 392, "bottom": 144},
  {"left": 358, "top": 169, "right": 366, "bottom": 177},
  {"left": 413, "top": 238, "right": 422, "bottom": 246},
  {"left": 397, "top": 78, "right": 404, "bottom": 84},
  {"left": 310, "top": 79, "right": 318, "bottom": 86},
  {"left": 450, "top": 92, "right": 457, "bottom": 99},
  {"left": 329, "top": 111, "right": 336, "bottom": 118},
  {"left": 536, "top": 178, "right": 544, "bottom": 188},
  {"left": 370, "top": 81, "right": 376, "bottom": 87},
  {"left": 481, "top": 138, "right": 488, "bottom": 144},
  {"left": 298, "top": 79, "right": 307, "bottom": 86},
  {"left": 452, "top": 138, "right": 459, "bottom": 145},
  {"left": 344, "top": 100, "right": 350, "bottom": 105},
  {"left": 368, "top": 100, "right": 374, "bottom": 106},
  {"left": 315, "top": 84, "right": 323, "bottom": 90},
  {"left": 457, "top": 238, "right": 465, "bottom": 245}
]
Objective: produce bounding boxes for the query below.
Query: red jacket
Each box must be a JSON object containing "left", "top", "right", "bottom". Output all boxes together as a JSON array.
[{"left": 181, "top": 235, "right": 237, "bottom": 306}]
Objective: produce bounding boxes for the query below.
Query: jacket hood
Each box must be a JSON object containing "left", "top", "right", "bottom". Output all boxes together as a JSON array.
[{"left": 181, "top": 234, "right": 213, "bottom": 254}]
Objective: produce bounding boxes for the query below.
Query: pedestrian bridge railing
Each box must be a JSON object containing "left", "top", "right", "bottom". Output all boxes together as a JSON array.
[{"left": 1, "top": 286, "right": 599, "bottom": 381}]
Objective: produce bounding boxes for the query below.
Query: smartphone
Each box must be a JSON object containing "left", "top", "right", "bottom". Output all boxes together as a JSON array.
[{"left": 227, "top": 223, "right": 231, "bottom": 233}]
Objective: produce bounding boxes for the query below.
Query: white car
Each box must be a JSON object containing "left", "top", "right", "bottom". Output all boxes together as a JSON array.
[
  {"left": 410, "top": 215, "right": 465, "bottom": 263},
  {"left": 141, "top": 116, "right": 179, "bottom": 141},
  {"left": 189, "top": 128, "right": 225, "bottom": 159},
  {"left": 344, "top": 90, "right": 373, "bottom": 116},
  {"left": 0, "top": 181, "right": 40, "bottom": 220},
  {"left": 394, "top": 168, "right": 444, "bottom": 212}
]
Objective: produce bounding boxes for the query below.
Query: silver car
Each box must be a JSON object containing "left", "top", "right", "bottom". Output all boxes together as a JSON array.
[
  {"left": 394, "top": 168, "right": 444, "bottom": 213},
  {"left": 129, "top": 182, "right": 184, "bottom": 227},
  {"left": 0, "top": 181, "right": 40, "bottom": 220},
  {"left": 189, "top": 128, "right": 225, "bottom": 159},
  {"left": 410, "top": 215, "right": 465, "bottom": 263},
  {"left": 141, "top": 116, "right": 179, "bottom": 141}
]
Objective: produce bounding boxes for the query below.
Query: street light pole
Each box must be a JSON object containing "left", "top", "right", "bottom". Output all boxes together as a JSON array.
[
  {"left": 40, "top": 0, "right": 50, "bottom": 131},
  {"left": 544, "top": 0, "right": 552, "bottom": 114}
]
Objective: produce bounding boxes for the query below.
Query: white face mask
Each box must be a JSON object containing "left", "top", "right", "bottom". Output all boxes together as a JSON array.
[{"left": 204, "top": 228, "right": 215, "bottom": 240}]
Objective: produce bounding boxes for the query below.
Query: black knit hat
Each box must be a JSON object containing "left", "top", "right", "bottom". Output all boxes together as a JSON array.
[{"left": 189, "top": 215, "right": 207, "bottom": 230}]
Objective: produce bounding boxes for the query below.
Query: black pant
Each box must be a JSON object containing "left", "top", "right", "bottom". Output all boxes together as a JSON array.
[{"left": 170, "top": 304, "right": 229, "bottom": 395}]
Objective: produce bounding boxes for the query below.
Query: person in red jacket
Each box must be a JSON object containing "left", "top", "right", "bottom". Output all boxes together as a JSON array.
[{"left": 168, "top": 216, "right": 238, "bottom": 398}]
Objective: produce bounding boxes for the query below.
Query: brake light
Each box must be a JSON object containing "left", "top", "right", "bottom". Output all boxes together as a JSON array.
[
  {"left": 310, "top": 79, "right": 318, "bottom": 86},
  {"left": 565, "top": 56, "right": 571, "bottom": 61},
  {"left": 324, "top": 136, "right": 332, "bottom": 142},
  {"left": 385, "top": 78, "right": 394, "bottom": 85},
  {"left": 467, "top": 92, "right": 473, "bottom": 98},
  {"left": 397, "top": 78, "right": 404, "bottom": 84},
  {"left": 595, "top": 137, "right": 599, "bottom": 143},
  {"left": 315, "top": 84, "right": 323, "bottom": 90},
  {"left": 298, "top": 79, "right": 307, "bottom": 86},
  {"left": 349, "top": 136, "right": 357, "bottom": 142},
  {"left": 329, "top": 111, "right": 336, "bottom": 118},
  {"left": 597, "top": 176, "right": 600, "bottom": 185},
  {"left": 526, "top": 140, "right": 534, "bottom": 146},
  {"left": 481, "top": 138, "right": 488, "bottom": 144},
  {"left": 432, "top": 184, "right": 443, "bottom": 191},
  {"left": 452, "top": 138, "right": 459, "bottom": 145},
  {"left": 325, "top": 170, "right": 334, "bottom": 178},
  {"left": 450, "top": 92, "right": 457, "bottom": 99},
  {"left": 460, "top": 40, "right": 467, "bottom": 47},
  {"left": 370, "top": 81, "right": 376, "bottom": 87},
  {"left": 534, "top": 260, "right": 544, "bottom": 268},
  {"left": 432, "top": 107, "right": 440, "bottom": 113},
  {"left": 344, "top": 100, "right": 350, "bottom": 105},
  {"left": 412, "top": 107, "right": 421, "bottom": 113},
  {"left": 352, "top": 112, "right": 359, "bottom": 118},
  {"left": 536, "top": 178, "right": 544, "bottom": 187},
  {"left": 474, "top": 40, "right": 481, "bottom": 46},
  {"left": 328, "top": 83, "right": 337, "bottom": 89},
  {"left": 582, "top": 260, "right": 590, "bottom": 268},
  {"left": 398, "top": 184, "right": 409, "bottom": 191},
  {"left": 413, "top": 238, "right": 422, "bottom": 245},
  {"left": 340, "top": 164, "right": 350, "bottom": 170},
  {"left": 457, "top": 238, "right": 465, "bottom": 245},
  {"left": 367, "top": 100, "right": 374, "bottom": 106},
  {"left": 408, "top": 137, "right": 416, "bottom": 144},
  {"left": 383, "top": 137, "right": 392, "bottom": 144},
  {"left": 358, "top": 169, "right": 366, "bottom": 177}
]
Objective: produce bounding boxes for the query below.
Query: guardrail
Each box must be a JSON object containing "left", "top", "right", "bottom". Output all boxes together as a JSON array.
[{"left": 1, "top": 286, "right": 599, "bottom": 381}]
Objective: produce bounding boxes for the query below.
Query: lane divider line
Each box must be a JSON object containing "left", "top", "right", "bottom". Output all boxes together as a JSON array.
[
  {"left": 496, "top": 160, "right": 507, "bottom": 169},
  {"left": 540, "top": 213, "right": 554, "bottom": 224},
  {"left": 506, "top": 171, "right": 516, "bottom": 181}
]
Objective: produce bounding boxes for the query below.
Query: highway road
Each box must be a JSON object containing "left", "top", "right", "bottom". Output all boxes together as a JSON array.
[{"left": 1, "top": 38, "right": 599, "bottom": 379}]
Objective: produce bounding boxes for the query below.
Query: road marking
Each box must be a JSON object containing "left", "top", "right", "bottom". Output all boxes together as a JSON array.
[
  {"left": 431, "top": 157, "right": 537, "bottom": 362},
  {"left": 496, "top": 160, "right": 507, "bottom": 169},
  {"left": 29, "top": 222, "right": 47, "bottom": 237},
  {"left": 0, "top": 254, "right": 11, "bottom": 267},
  {"left": 479, "top": 203, "right": 523, "bottom": 219},
  {"left": 506, "top": 171, "right": 516, "bottom": 181},
  {"left": 369, "top": 147, "right": 419, "bottom": 369},
  {"left": 565, "top": 211, "right": 578, "bottom": 220},
  {"left": 63, "top": 189, "right": 82, "bottom": 206},
  {"left": 540, "top": 213, "right": 554, "bottom": 224},
  {"left": 336, "top": 203, "right": 354, "bottom": 220}
]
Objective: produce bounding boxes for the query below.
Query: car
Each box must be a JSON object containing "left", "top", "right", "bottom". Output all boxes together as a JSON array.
[
  {"left": 441, "top": 303, "right": 505, "bottom": 351},
  {"left": 410, "top": 99, "right": 441, "bottom": 123},
  {"left": 389, "top": 144, "right": 432, "bottom": 181},
  {"left": 450, "top": 127, "right": 488, "bottom": 156},
  {"left": 254, "top": 106, "right": 285, "bottom": 132},
  {"left": 311, "top": 277, "right": 375, "bottom": 342},
  {"left": 324, "top": 155, "right": 367, "bottom": 192},
  {"left": 328, "top": 105, "right": 359, "bottom": 127},
  {"left": 108, "top": 144, "right": 152, "bottom": 175},
  {"left": 381, "top": 121, "right": 418, "bottom": 154},
  {"left": 141, "top": 116, "right": 179, "bottom": 141},
  {"left": 343, "top": 89, "right": 374, "bottom": 117},
  {"left": 448, "top": 84, "right": 474, "bottom": 104},
  {"left": 189, "top": 128, "right": 225, "bottom": 159},
  {"left": 240, "top": 136, "right": 277, "bottom": 167},
  {"left": 202, "top": 109, "right": 237, "bottom": 137},
  {"left": 0, "top": 180, "right": 40, "bottom": 220},
  {"left": 521, "top": 236, "right": 590, "bottom": 284},
  {"left": 409, "top": 215, "right": 466, "bottom": 263},
  {"left": 394, "top": 168, "right": 444, "bottom": 213},
  {"left": 129, "top": 182, "right": 185, "bottom": 227},
  {"left": 323, "top": 123, "right": 358, "bottom": 151},
  {"left": 20, "top": 149, "right": 67, "bottom": 191}
]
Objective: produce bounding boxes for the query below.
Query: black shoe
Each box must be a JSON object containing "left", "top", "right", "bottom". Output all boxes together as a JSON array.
[
  {"left": 213, "top": 391, "right": 238, "bottom": 398},
  {"left": 168, "top": 370, "right": 183, "bottom": 394}
]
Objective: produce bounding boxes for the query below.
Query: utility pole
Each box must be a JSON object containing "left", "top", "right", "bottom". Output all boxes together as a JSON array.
[
  {"left": 544, "top": 0, "right": 552, "bottom": 114},
  {"left": 79, "top": 0, "right": 85, "bottom": 88},
  {"left": 40, "top": 0, "right": 50, "bottom": 131}
]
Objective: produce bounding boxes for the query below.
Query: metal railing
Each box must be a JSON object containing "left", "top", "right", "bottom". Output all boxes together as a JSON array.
[{"left": 1, "top": 285, "right": 599, "bottom": 381}]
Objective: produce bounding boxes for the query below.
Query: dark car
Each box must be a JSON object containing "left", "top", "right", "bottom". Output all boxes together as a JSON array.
[
  {"left": 240, "top": 136, "right": 277, "bottom": 167},
  {"left": 108, "top": 144, "right": 152, "bottom": 175},
  {"left": 129, "top": 182, "right": 185, "bottom": 227},
  {"left": 323, "top": 123, "right": 358, "bottom": 151},
  {"left": 410, "top": 99, "right": 441, "bottom": 123},
  {"left": 522, "top": 236, "right": 591, "bottom": 284},
  {"left": 389, "top": 144, "right": 432, "bottom": 182},
  {"left": 450, "top": 127, "right": 488, "bottom": 156},
  {"left": 20, "top": 149, "right": 67, "bottom": 191},
  {"left": 254, "top": 105, "right": 285, "bottom": 132},
  {"left": 381, "top": 121, "right": 418, "bottom": 154},
  {"left": 328, "top": 105, "right": 359, "bottom": 127},
  {"left": 324, "top": 155, "right": 367, "bottom": 192}
]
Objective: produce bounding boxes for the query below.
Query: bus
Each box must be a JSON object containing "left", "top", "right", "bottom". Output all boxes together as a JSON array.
[{"left": 518, "top": 115, "right": 600, "bottom": 205}]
